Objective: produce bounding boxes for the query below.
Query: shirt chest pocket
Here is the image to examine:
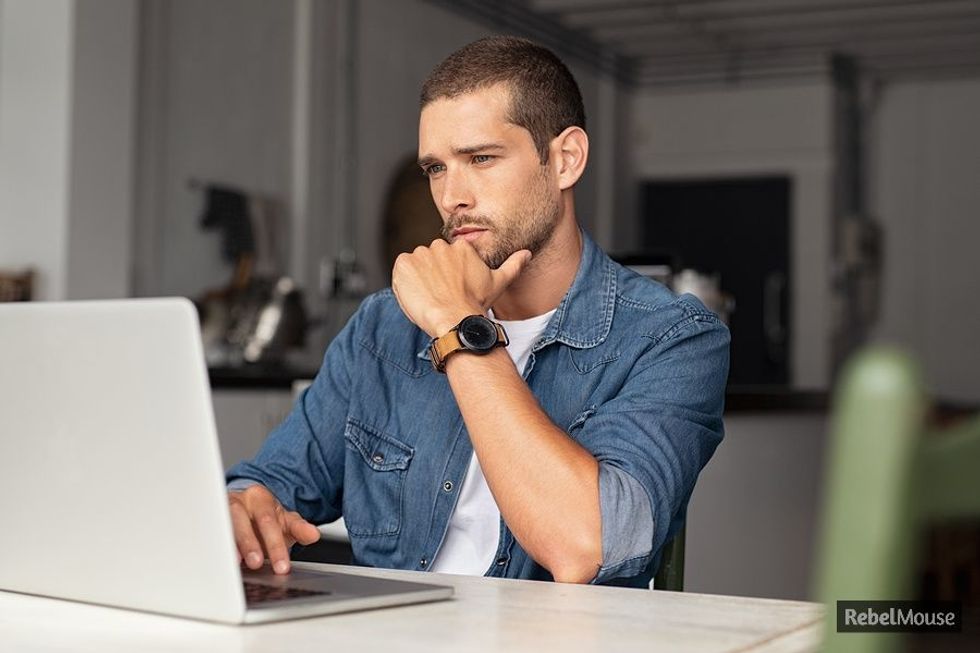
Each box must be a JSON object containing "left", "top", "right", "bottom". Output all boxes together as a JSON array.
[{"left": 342, "top": 418, "right": 414, "bottom": 537}]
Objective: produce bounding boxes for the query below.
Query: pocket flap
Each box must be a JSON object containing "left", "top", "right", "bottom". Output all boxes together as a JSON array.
[{"left": 344, "top": 418, "right": 414, "bottom": 472}]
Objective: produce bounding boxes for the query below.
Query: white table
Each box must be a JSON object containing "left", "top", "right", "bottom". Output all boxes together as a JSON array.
[{"left": 0, "top": 562, "right": 824, "bottom": 652}]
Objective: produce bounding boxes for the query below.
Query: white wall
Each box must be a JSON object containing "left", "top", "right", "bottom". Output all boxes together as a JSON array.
[
  {"left": 134, "top": 0, "right": 296, "bottom": 298},
  {"left": 869, "top": 78, "right": 980, "bottom": 402},
  {"left": 630, "top": 84, "right": 834, "bottom": 390},
  {"left": 66, "top": 0, "right": 137, "bottom": 299},
  {"left": 0, "top": 0, "right": 136, "bottom": 301},
  {"left": 0, "top": 0, "right": 74, "bottom": 300}
]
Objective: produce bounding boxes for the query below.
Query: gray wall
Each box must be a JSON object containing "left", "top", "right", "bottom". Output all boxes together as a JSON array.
[
  {"left": 869, "top": 78, "right": 980, "bottom": 403},
  {"left": 66, "top": 0, "right": 138, "bottom": 300},
  {"left": 688, "top": 413, "right": 828, "bottom": 601},
  {"left": 0, "top": 0, "right": 74, "bottom": 300},
  {"left": 134, "top": 0, "right": 295, "bottom": 298},
  {"left": 0, "top": 0, "right": 136, "bottom": 301}
]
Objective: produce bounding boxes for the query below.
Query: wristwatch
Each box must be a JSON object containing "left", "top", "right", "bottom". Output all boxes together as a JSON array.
[{"left": 429, "top": 315, "right": 508, "bottom": 373}]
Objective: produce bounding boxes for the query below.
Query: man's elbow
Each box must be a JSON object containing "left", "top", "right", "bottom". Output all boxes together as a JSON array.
[
  {"left": 551, "top": 561, "right": 599, "bottom": 584},
  {"left": 543, "top": 534, "right": 603, "bottom": 584}
]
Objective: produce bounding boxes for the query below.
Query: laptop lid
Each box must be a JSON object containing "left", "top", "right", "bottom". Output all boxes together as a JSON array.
[{"left": 0, "top": 298, "right": 246, "bottom": 622}]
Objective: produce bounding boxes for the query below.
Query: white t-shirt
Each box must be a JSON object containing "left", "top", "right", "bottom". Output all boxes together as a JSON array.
[{"left": 429, "top": 308, "right": 556, "bottom": 575}]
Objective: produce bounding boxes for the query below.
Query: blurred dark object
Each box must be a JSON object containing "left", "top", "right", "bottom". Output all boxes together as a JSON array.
[
  {"left": 198, "top": 183, "right": 255, "bottom": 263},
  {"left": 197, "top": 276, "right": 308, "bottom": 366},
  {"left": 191, "top": 180, "right": 307, "bottom": 366},
  {"left": 0, "top": 269, "right": 33, "bottom": 302},
  {"left": 613, "top": 252, "right": 676, "bottom": 288},
  {"left": 672, "top": 269, "right": 736, "bottom": 327},
  {"left": 921, "top": 522, "right": 980, "bottom": 606},
  {"left": 380, "top": 154, "right": 443, "bottom": 282},
  {"left": 614, "top": 254, "right": 735, "bottom": 326},
  {"left": 640, "top": 176, "right": 791, "bottom": 386},
  {"left": 330, "top": 249, "right": 367, "bottom": 299},
  {"left": 830, "top": 55, "right": 884, "bottom": 378},
  {"left": 291, "top": 539, "right": 353, "bottom": 566}
]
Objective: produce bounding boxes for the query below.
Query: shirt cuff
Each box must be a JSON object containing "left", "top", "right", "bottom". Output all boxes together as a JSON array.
[
  {"left": 226, "top": 478, "right": 262, "bottom": 493},
  {"left": 592, "top": 464, "right": 655, "bottom": 583}
]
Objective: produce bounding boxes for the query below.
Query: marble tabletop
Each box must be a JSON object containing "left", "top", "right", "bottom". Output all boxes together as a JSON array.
[{"left": 0, "top": 562, "right": 824, "bottom": 653}]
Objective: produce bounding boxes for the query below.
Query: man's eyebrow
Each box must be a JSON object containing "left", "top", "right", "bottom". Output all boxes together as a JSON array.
[
  {"left": 417, "top": 143, "right": 505, "bottom": 168},
  {"left": 453, "top": 142, "right": 505, "bottom": 155}
]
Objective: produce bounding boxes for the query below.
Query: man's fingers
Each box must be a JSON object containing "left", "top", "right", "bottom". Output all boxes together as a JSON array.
[
  {"left": 285, "top": 512, "right": 322, "bottom": 546},
  {"left": 491, "top": 249, "right": 532, "bottom": 292},
  {"left": 253, "top": 509, "right": 292, "bottom": 574},
  {"left": 229, "top": 501, "right": 264, "bottom": 569}
]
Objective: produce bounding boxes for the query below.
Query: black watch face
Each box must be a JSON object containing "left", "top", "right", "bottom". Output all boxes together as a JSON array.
[{"left": 457, "top": 316, "right": 498, "bottom": 352}]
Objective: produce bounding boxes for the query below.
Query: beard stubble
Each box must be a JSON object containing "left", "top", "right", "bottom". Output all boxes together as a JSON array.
[{"left": 440, "top": 167, "right": 561, "bottom": 269}]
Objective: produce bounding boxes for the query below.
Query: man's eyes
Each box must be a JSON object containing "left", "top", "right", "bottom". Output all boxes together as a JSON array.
[{"left": 421, "top": 155, "right": 496, "bottom": 177}]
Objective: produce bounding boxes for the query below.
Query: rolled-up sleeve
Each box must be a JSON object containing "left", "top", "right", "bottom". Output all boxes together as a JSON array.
[
  {"left": 594, "top": 464, "right": 655, "bottom": 581},
  {"left": 576, "top": 302, "right": 730, "bottom": 585}
]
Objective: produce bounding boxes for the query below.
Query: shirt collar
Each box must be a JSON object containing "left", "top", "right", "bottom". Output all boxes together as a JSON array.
[
  {"left": 533, "top": 229, "right": 616, "bottom": 351},
  {"left": 416, "top": 229, "right": 616, "bottom": 360}
]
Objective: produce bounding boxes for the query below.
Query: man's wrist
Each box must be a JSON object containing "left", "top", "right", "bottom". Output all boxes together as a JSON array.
[{"left": 430, "top": 306, "right": 485, "bottom": 338}]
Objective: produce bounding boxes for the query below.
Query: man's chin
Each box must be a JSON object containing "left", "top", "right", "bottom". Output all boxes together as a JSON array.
[{"left": 482, "top": 248, "right": 514, "bottom": 270}]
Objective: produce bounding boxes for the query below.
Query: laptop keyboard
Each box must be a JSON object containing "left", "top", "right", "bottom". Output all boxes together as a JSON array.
[{"left": 243, "top": 580, "right": 332, "bottom": 606}]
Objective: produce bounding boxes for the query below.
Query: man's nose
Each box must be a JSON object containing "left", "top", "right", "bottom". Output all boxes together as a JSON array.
[{"left": 439, "top": 170, "right": 474, "bottom": 215}]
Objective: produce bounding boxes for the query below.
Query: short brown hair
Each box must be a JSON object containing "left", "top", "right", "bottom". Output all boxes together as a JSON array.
[{"left": 420, "top": 36, "right": 586, "bottom": 163}]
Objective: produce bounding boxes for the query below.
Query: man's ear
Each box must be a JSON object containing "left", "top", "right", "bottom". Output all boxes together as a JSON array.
[{"left": 550, "top": 126, "right": 589, "bottom": 191}]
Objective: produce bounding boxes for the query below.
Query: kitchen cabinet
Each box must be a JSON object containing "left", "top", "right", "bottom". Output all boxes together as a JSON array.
[{"left": 211, "top": 388, "right": 295, "bottom": 469}]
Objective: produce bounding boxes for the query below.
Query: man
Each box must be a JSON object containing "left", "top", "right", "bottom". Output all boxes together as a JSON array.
[{"left": 226, "top": 36, "right": 729, "bottom": 587}]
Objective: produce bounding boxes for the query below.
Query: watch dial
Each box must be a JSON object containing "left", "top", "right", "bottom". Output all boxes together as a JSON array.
[{"left": 458, "top": 316, "right": 497, "bottom": 352}]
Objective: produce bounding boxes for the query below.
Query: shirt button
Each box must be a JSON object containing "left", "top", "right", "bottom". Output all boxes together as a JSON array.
[
  {"left": 443, "top": 480, "right": 453, "bottom": 492},
  {"left": 372, "top": 452, "right": 384, "bottom": 464},
  {"left": 420, "top": 558, "right": 428, "bottom": 568},
  {"left": 496, "top": 557, "right": 507, "bottom": 566}
]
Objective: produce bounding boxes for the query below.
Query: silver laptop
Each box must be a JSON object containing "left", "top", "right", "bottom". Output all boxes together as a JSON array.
[{"left": 0, "top": 298, "right": 452, "bottom": 624}]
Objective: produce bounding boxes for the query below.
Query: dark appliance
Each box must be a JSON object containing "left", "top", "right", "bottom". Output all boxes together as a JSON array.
[{"left": 640, "top": 176, "right": 792, "bottom": 386}]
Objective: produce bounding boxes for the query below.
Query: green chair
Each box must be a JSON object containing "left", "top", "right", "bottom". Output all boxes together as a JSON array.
[
  {"left": 653, "top": 525, "right": 686, "bottom": 591},
  {"left": 815, "top": 346, "right": 980, "bottom": 653}
]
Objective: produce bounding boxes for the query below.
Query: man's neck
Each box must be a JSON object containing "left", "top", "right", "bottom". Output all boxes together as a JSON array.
[{"left": 491, "top": 204, "right": 583, "bottom": 321}]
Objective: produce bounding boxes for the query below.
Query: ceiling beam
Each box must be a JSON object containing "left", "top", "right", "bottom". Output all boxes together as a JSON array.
[
  {"left": 623, "top": 28, "right": 980, "bottom": 62},
  {"left": 561, "top": 0, "right": 935, "bottom": 29},
  {"left": 591, "top": 0, "right": 980, "bottom": 40}
]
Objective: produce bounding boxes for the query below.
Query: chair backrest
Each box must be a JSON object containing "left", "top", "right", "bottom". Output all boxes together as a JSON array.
[
  {"left": 814, "top": 346, "right": 980, "bottom": 653},
  {"left": 653, "top": 525, "right": 686, "bottom": 591}
]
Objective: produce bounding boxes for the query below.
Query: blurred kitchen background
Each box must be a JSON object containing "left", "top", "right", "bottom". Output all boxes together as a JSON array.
[{"left": 1, "top": 0, "right": 978, "bottom": 604}]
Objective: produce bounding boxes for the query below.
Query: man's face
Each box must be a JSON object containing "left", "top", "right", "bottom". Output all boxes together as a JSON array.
[{"left": 418, "top": 83, "right": 562, "bottom": 269}]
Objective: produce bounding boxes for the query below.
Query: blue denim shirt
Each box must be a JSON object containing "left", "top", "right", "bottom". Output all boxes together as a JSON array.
[{"left": 227, "top": 230, "right": 729, "bottom": 587}]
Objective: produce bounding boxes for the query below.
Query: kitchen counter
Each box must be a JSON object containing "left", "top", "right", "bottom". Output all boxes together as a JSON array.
[{"left": 209, "top": 364, "right": 318, "bottom": 390}]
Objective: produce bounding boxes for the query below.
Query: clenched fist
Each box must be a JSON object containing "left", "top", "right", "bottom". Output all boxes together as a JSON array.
[{"left": 391, "top": 238, "right": 531, "bottom": 338}]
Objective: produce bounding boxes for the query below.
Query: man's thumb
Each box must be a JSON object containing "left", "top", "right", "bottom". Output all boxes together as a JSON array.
[{"left": 493, "top": 249, "right": 532, "bottom": 289}]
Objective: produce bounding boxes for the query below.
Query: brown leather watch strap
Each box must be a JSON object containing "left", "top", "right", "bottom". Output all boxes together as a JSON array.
[
  {"left": 429, "top": 321, "right": 507, "bottom": 373},
  {"left": 431, "top": 329, "right": 463, "bottom": 371}
]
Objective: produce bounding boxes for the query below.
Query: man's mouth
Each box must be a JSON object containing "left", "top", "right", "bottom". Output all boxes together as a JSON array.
[{"left": 451, "top": 227, "right": 488, "bottom": 242}]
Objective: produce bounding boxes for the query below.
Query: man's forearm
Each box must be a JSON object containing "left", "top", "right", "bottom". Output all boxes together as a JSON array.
[{"left": 444, "top": 347, "right": 602, "bottom": 583}]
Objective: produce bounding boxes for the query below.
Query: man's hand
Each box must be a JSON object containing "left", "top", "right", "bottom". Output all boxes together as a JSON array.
[
  {"left": 391, "top": 238, "right": 531, "bottom": 337},
  {"left": 228, "top": 485, "right": 321, "bottom": 575}
]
